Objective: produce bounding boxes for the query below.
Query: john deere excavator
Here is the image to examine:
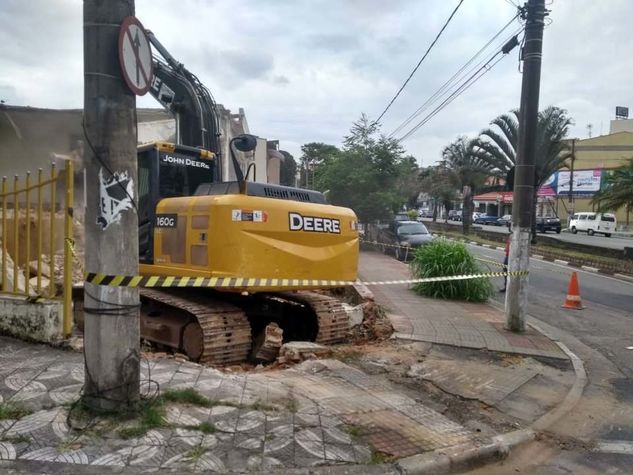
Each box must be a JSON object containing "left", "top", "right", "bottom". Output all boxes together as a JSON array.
[{"left": 135, "top": 30, "right": 359, "bottom": 365}]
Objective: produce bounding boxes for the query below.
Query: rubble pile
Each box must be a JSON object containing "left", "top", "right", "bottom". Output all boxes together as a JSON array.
[{"left": 349, "top": 300, "right": 394, "bottom": 342}]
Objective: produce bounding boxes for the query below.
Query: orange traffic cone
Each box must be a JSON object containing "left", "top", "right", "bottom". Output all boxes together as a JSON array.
[{"left": 562, "top": 271, "right": 584, "bottom": 310}]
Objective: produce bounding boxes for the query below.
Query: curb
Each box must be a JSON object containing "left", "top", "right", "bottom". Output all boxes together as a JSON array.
[
  {"left": 396, "top": 429, "right": 535, "bottom": 475},
  {"left": 614, "top": 273, "right": 633, "bottom": 282},
  {"left": 394, "top": 317, "right": 587, "bottom": 474}
]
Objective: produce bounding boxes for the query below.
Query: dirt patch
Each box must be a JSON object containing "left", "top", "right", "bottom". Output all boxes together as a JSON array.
[{"left": 535, "top": 430, "right": 596, "bottom": 452}]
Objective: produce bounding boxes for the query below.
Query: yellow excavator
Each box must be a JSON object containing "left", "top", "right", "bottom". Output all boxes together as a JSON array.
[{"left": 135, "top": 31, "right": 358, "bottom": 365}]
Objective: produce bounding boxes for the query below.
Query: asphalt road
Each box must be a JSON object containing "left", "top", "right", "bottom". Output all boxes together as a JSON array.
[
  {"left": 420, "top": 217, "right": 633, "bottom": 250},
  {"left": 470, "top": 244, "right": 633, "bottom": 375},
  {"left": 465, "top": 244, "right": 633, "bottom": 474}
]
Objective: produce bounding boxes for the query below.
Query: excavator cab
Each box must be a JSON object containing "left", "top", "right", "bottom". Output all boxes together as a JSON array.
[{"left": 137, "top": 142, "right": 215, "bottom": 263}]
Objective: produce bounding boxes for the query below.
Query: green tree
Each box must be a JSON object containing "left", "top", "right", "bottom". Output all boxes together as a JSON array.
[
  {"left": 279, "top": 151, "right": 297, "bottom": 186},
  {"left": 591, "top": 158, "right": 633, "bottom": 225},
  {"left": 419, "top": 166, "right": 457, "bottom": 222},
  {"left": 314, "top": 114, "right": 414, "bottom": 222},
  {"left": 395, "top": 156, "right": 422, "bottom": 208},
  {"left": 299, "top": 142, "right": 340, "bottom": 188},
  {"left": 476, "top": 106, "right": 573, "bottom": 240},
  {"left": 442, "top": 137, "right": 492, "bottom": 234}
]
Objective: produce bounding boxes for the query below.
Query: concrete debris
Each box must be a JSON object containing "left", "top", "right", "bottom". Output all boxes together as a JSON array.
[
  {"left": 350, "top": 300, "right": 394, "bottom": 342},
  {"left": 252, "top": 322, "right": 284, "bottom": 362},
  {"left": 278, "top": 341, "right": 332, "bottom": 364},
  {"left": 29, "top": 260, "right": 52, "bottom": 279},
  {"left": 67, "top": 336, "right": 84, "bottom": 352},
  {"left": 0, "top": 242, "right": 31, "bottom": 293},
  {"left": 342, "top": 302, "right": 365, "bottom": 326}
]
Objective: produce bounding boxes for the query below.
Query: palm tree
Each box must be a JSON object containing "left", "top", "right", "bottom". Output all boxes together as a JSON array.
[
  {"left": 476, "top": 106, "right": 573, "bottom": 240},
  {"left": 591, "top": 159, "right": 633, "bottom": 226},
  {"left": 442, "top": 137, "right": 493, "bottom": 234}
]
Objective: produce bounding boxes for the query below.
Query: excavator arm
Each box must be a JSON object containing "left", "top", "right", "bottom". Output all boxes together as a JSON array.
[{"left": 146, "top": 31, "right": 222, "bottom": 178}]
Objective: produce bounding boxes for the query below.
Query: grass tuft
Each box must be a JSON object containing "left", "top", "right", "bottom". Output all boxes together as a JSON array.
[
  {"left": 162, "top": 388, "right": 215, "bottom": 408},
  {"left": 0, "top": 402, "right": 31, "bottom": 420},
  {"left": 185, "top": 446, "right": 207, "bottom": 461},
  {"left": 410, "top": 239, "right": 492, "bottom": 302},
  {"left": 370, "top": 448, "right": 393, "bottom": 464},
  {"left": 117, "top": 399, "right": 165, "bottom": 440}
]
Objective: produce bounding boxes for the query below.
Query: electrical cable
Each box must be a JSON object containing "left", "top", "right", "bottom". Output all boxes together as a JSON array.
[
  {"left": 82, "top": 286, "right": 141, "bottom": 317},
  {"left": 389, "top": 14, "right": 520, "bottom": 138},
  {"left": 397, "top": 54, "right": 506, "bottom": 142},
  {"left": 373, "top": 0, "right": 465, "bottom": 124},
  {"left": 396, "top": 31, "right": 521, "bottom": 143},
  {"left": 81, "top": 119, "right": 138, "bottom": 212}
]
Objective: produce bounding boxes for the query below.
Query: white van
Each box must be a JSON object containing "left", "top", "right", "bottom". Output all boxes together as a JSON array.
[{"left": 569, "top": 212, "right": 616, "bottom": 237}]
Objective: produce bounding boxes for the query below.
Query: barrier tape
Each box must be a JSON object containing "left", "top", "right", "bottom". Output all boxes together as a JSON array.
[
  {"left": 73, "top": 237, "right": 524, "bottom": 289},
  {"left": 83, "top": 269, "right": 528, "bottom": 289}
]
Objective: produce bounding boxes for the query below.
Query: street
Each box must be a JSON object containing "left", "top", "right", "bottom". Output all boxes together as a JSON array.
[
  {"left": 466, "top": 243, "right": 633, "bottom": 474},
  {"left": 420, "top": 217, "right": 633, "bottom": 251},
  {"left": 470, "top": 244, "right": 633, "bottom": 373}
]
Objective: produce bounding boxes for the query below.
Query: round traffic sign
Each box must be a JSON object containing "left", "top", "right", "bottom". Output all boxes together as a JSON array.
[{"left": 118, "top": 16, "right": 153, "bottom": 96}]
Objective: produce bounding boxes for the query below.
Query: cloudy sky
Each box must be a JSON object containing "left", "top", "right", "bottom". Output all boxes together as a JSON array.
[{"left": 1, "top": 0, "right": 631, "bottom": 165}]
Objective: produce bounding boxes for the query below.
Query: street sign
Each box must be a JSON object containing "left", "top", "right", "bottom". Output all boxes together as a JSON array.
[{"left": 118, "top": 16, "right": 153, "bottom": 96}]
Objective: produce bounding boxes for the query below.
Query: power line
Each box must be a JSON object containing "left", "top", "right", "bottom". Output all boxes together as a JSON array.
[
  {"left": 373, "top": 0, "right": 465, "bottom": 124},
  {"left": 389, "top": 14, "right": 520, "bottom": 138},
  {"left": 396, "top": 31, "right": 523, "bottom": 143}
]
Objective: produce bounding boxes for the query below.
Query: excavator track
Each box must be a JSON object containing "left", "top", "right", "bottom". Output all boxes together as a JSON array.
[
  {"left": 140, "top": 288, "right": 252, "bottom": 366},
  {"left": 278, "top": 291, "right": 351, "bottom": 345}
]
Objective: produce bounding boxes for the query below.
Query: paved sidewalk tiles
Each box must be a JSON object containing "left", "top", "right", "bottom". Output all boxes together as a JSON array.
[
  {"left": 359, "top": 251, "right": 567, "bottom": 360},
  {"left": 0, "top": 336, "right": 478, "bottom": 472}
]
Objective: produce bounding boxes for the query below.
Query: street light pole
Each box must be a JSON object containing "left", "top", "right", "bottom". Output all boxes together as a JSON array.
[
  {"left": 568, "top": 138, "right": 576, "bottom": 222},
  {"left": 505, "top": 0, "right": 546, "bottom": 332}
]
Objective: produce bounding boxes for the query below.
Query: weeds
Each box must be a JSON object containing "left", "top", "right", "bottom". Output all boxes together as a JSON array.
[
  {"left": 117, "top": 399, "right": 165, "bottom": 440},
  {"left": 410, "top": 239, "right": 493, "bottom": 302},
  {"left": 73, "top": 387, "right": 278, "bottom": 441},
  {"left": 185, "top": 445, "right": 207, "bottom": 461},
  {"left": 1, "top": 434, "right": 31, "bottom": 444},
  {"left": 0, "top": 402, "right": 31, "bottom": 420},
  {"left": 345, "top": 425, "right": 368, "bottom": 438},
  {"left": 162, "top": 388, "right": 215, "bottom": 408},
  {"left": 370, "top": 448, "right": 393, "bottom": 464}
]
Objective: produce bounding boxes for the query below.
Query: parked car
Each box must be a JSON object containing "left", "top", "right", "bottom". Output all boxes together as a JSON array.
[
  {"left": 536, "top": 216, "right": 561, "bottom": 234},
  {"left": 472, "top": 212, "right": 483, "bottom": 221},
  {"left": 448, "top": 210, "right": 462, "bottom": 221},
  {"left": 474, "top": 214, "right": 499, "bottom": 225},
  {"left": 569, "top": 212, "right": 616, "bottom": 237},
  {"left": 496, "top": 214, "right": 512, "bottom": 227},
  {"left": 378, "top": 220, "right": 434, "bottom": 260},
  {"left": 394, "top": 212, "right": 409, "bottom": 222}
]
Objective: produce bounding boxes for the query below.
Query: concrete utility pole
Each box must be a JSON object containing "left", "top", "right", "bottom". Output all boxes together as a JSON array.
[
  {"left": 505, "top": 0, "right": 546, "bottom": 332},
  {"left": 83, "top": 0, "right": 140, "bottom": 409}
]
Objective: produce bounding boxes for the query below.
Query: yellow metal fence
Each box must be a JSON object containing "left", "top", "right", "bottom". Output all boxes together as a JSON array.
[{"left": 0, "top": 160, "right": 74, "bottom": 336}]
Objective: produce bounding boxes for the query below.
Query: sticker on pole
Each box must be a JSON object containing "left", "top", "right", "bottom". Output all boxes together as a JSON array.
[
  {"left": 118, "top": 16, "right": 153, "bottom": 96},
  {"left": 97, "top": 168, "right": 135, "bottom": 230}
]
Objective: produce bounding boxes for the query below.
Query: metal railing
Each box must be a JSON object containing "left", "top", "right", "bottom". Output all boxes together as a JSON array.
[{"left": 0, "top": 160, "right": 74, "bottom": 336}]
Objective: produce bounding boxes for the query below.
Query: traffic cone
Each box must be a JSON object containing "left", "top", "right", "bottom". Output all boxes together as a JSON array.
[{"left": 562, "top": 271, "right": 584, "bottom": 310}]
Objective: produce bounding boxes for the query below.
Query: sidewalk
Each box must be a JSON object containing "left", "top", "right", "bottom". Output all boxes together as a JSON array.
[
  {"left": 0, "top": 334, "right": 482, "bottom": 473},
  {"left": 359, "top": 251, "right": 566, "bottom": 360},
  {"left": 0, "top": 252, "right": 579, "bottom": 474}
]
